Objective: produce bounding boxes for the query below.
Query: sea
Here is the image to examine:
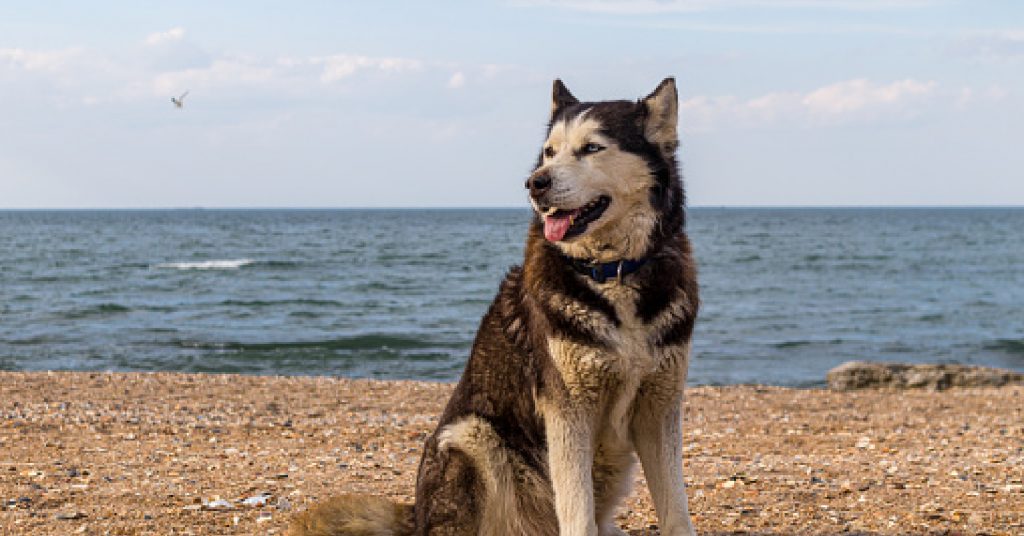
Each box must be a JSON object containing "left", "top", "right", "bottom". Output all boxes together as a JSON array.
[{"left": 1, "top": 208, "right": 1022, "bottom": 387}]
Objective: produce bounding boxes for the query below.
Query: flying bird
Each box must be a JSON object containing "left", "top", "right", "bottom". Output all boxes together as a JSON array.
[{"left": 171, "top": 91, "right": 189, "bottom": 108}]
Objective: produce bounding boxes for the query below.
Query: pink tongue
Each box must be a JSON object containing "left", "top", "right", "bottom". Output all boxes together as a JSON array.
[{"left": 544, "top": 215, "right": 573, "bottom": 242}]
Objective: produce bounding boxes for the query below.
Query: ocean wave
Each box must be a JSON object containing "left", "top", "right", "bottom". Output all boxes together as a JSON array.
[
  {"left": 154, "top": 259, "right": 254, "bottom": 270},
  {"left": 219, "top": 298, "right": 344, "bottom": 307},
  {"left": 771, "top": 339, "right": 844, "bottom": 349},
  {"left": 173, "top": 333, "right": 465, "bottom": 353},
  {"left": 984, "top": 339, "right": 1024, "bottom": 356},
  {"left": 60, "top": 303, "right": 132, "bottom": 319},
  {"left": 258, "top": 260, "right": 303, "bottom": 269}
]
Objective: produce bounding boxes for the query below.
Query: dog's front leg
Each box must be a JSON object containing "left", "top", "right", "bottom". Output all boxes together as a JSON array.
[
  {"left": 631, "top": 381, "right": 696, "bottom": 536},
  {"left": 545, "top": 407, "right": 598, "bottom": 536}
]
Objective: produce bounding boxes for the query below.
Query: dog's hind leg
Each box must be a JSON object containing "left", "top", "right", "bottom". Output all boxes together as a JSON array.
[
  {"left": 437, "top": 415, "right": 557, "bottom": 536},
  {"left": 413, "top": 432, "right": 483, "bottom": 536}
]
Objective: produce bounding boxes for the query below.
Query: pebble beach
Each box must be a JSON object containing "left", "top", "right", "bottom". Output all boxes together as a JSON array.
[{"left": 2, "top": 371, "right": 1022, "bottom": 535}]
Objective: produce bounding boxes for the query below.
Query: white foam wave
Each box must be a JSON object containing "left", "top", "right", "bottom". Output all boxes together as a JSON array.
[{"left": 154, "top": 259, "right": 254, "bottom": 270}]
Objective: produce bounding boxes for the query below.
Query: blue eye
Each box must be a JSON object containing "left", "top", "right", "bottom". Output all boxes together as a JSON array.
[{"left": 582, "top": 143, "right": 604, "bottom": 154}]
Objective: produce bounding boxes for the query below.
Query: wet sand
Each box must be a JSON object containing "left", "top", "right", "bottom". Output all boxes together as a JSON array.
[{"left": 1, "top": 371, "right": 1021, "bottom": 535}]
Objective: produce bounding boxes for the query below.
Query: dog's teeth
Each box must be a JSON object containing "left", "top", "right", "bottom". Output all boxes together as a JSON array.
[{"left": 543, "top": 207, "right": 559, "bottom": 217}]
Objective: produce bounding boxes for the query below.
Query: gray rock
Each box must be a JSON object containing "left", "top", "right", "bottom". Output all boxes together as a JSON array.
[
  {"left": 827, "top": 361, "right": 1024, "bottom": 391},
  {"left": 240, "top": 493, "right": 271, "bottom": 507}
]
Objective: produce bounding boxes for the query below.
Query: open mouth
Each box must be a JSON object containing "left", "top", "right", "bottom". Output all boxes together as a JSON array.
[{"left": 540, "top": 195, "right": 611, "bottom": 242}]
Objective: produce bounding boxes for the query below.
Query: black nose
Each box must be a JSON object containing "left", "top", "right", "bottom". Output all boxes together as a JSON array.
[{"left": 525, "top": 174, "right": 552, "bottom": 194}]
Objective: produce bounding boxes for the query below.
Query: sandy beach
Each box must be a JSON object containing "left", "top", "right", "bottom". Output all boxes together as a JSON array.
[{"left": 1, "top": 371, "right": 1021, "bottom": 535}]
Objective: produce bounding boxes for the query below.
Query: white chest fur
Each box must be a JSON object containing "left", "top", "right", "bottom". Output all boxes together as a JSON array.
[{"left": 547, "top": 285, "right": 655, "bottom": 385}]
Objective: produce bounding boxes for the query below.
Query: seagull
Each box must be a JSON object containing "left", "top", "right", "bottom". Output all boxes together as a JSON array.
[{"left": 171, "top": 91, "right": 189, "bottom": 108}]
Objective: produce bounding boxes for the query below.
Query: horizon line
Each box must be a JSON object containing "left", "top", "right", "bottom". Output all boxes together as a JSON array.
[{"left": 2, "top": 204, "right": 1023, "bottom": 211}]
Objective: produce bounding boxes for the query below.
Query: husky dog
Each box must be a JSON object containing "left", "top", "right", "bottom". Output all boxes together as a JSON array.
[{"left": 290, "top": 78, "right": 699, "bottom": 536}]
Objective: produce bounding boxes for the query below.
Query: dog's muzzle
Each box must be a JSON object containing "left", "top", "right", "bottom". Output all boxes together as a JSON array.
[{"left": 525, "top": 172, "right": 552, "bottom": 206}]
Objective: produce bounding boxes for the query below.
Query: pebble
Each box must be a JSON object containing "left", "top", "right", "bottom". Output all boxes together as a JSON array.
[
  {"left": 202, "top": 499, "right": 234, "bottom": 510},
  {"left": 241, "top": 494, "right": 271, "bottom": 507}
]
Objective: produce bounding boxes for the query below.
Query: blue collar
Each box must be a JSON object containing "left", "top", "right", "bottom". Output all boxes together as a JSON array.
[{"left": 565, "top": 256, "right": 648, "bottom": 283}]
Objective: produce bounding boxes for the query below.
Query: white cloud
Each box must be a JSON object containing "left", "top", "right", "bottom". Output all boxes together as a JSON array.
[
  {"left": 447, "top": 71, "right": 466, "bottom": 89},
  {"left": 145, "top": 53, "right": 425, "bottom": 99},
  {"left": 144, "top": 27, "right": 186, "bottom": 46},
  {"left": 0, "top": 47, "right": 84, "bottom": 72},
  {"left": 801, "top": 78, "right": 935, "bottom": 117},
  {"left": 0, "top": 46, "right": 126, "bottom": 107},
  {"left": 953, "top": 30, "right": 1024, "bottom": 61},
  {"left": 1, "top": 41, "right": 432, "bottom": 106},
  {"left": 318, "top": 54, "right": 422, "bottom": 83},
  {"left": 681, "top": 78, "right": 941, "bottom": 131},
  {"left": 955, "top": 84, "right": 1011, "bottom": 108},
  {"left": 150, "top": 56, "right": 277, "bottom": 96}
]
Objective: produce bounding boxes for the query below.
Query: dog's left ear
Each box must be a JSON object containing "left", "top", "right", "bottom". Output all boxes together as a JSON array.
[
  {"left": 641, "top": 77, "right": 678, "bottom": 154},
  {"left": 551, "top": 79, "right": 579, "bottom": 120}
]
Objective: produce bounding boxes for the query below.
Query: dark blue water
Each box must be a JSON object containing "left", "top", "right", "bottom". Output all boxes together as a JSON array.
[{"left": 1, "top": 208, "right": 1022, "bottom": 387}]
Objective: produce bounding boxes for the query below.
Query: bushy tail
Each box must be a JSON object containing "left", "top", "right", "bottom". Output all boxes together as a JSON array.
[{"left": 287, "top": 494, "right": 414, "bottom": 536}]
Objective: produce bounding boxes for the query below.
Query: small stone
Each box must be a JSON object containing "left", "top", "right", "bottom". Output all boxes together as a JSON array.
[
  {"left": 241, "top": 494, "right": 271, "bottom": 507},
  {"left": 55, "top": 511, "right": 87, "bottom": 520},
  {"left": 202, "top": 499, "right": 234, "bottom": 510}
]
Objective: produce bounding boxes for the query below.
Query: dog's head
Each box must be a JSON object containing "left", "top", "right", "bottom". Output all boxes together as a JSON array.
[{"left": 527, "top": 78, "right": 683, "bottom": 262}]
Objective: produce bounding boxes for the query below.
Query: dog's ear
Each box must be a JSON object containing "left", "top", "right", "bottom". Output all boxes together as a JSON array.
[
  {"left": 641, "top": 77, "right": 679, "bottom": 154},
  {"left": 551, "top": 79, "right": 579, "bottom": 120}
]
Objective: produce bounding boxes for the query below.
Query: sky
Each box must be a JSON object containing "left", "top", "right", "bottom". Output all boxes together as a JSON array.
[{"left": 1, "top": 0, "right": 1022, "bottom": 208}]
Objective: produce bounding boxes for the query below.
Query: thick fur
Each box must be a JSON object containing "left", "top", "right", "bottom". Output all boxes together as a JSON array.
[
  {"left": 289, "top": 78, "right": 699, "bottom": 536},
  {"left": 289, "top": 495, "right": 413, "bottom": 536}
]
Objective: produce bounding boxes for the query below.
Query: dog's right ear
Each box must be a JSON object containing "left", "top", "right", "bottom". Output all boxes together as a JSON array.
[
  {"left": 551, "top": 79, "right": 579, "bottom": 120},
  {"left": 641, "top": 77, "right": 679, "bottom": 155}
]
